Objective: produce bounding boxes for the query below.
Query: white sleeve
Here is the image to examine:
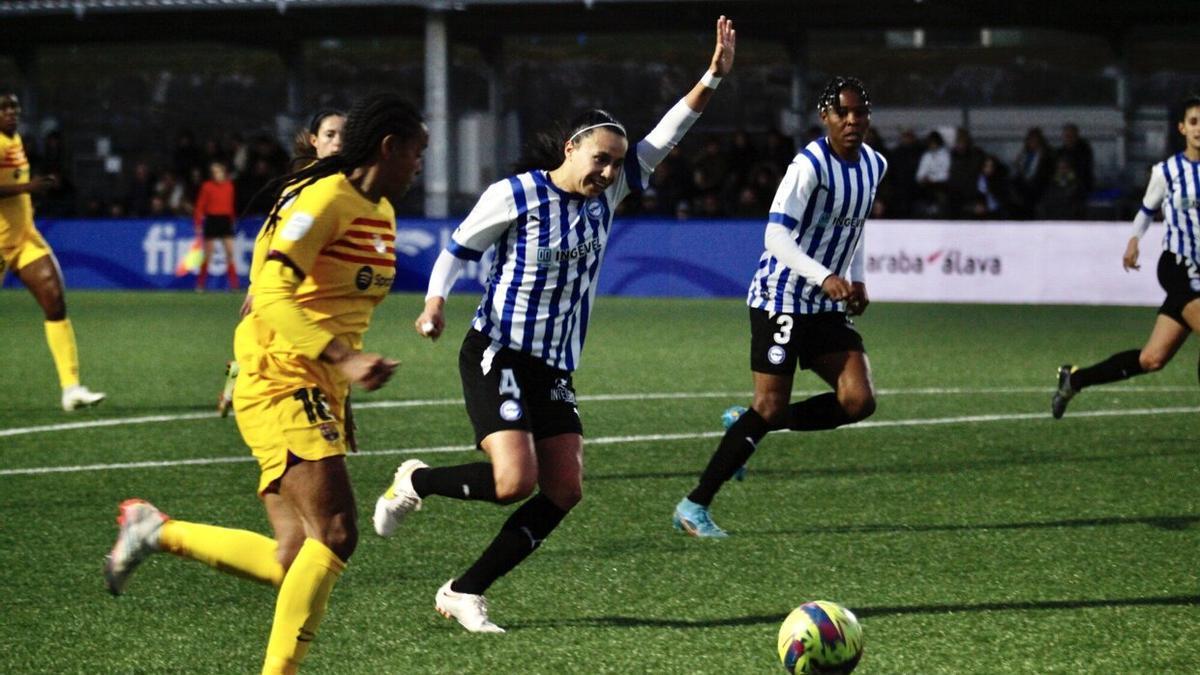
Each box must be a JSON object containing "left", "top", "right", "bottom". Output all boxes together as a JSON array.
[
  {"left": 1131, "top": 166, "right": 1167, "bottom": 239},
  {"left": 765, "top": 223, "right": 832, "bottom": 287},
  {"left": 849, "top": 235, "right": 865, "bottom": 283},
  {"left": 636, "top": 97, "right": 702, "bottom": 172},
  {"left": 425, "top": 248, "right": 467, "bottom": 301},
  {"left": 449, "top": 180, "right": 516, "bottom": 260}
]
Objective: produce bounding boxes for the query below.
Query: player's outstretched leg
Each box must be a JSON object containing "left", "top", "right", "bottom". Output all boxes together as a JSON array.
[
  {"left": 434, "top": 579, "right": 505, "bottom": 633},
  {"left": 1052, "top": 349, "right": 1145, "bottom": 419},
  {"left": 372, "top": 459, "right": 429, "bottom": 536},
  {"left": 1051, "top": 365, "right": 1078, "bottom": 419},
  {"left": 103, "top": 499, "right": 168, "bottom": 595}
]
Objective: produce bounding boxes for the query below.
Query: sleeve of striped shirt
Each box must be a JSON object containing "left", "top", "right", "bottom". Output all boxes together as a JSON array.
[
  {"left": 449, "top": 180, "right": 515, "bottom": 260},
  {"left": 848, "top": 235, "right": 866, "bottom": 283},
  {"left": 1131, "top": 165, "right": 1167, "bottom": 239},
  {"left": 763, "top": 160, "right": 834, "bottom": 286}
]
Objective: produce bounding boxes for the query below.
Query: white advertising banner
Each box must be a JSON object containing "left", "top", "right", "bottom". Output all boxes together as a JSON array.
[{"left": 864, "top": 220, "right": 1166, "bottom": 306}]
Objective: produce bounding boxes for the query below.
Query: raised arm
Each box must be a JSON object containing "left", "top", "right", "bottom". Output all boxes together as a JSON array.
[{"left": 635, "top": 16, "right": 736, "bottom": 171}]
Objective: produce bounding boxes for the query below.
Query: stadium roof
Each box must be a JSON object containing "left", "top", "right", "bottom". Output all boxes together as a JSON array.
[{"left": 1, "top": 0, "right": 1196, "bottom": 47}]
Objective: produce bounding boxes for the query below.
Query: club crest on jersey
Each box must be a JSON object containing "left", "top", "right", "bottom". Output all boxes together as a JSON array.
[
  {"left": 768, "top": 345, "right": 786, "bottom": 365},
  {"left": 355, "top": 266, "right": 373, "bottom": 290},
  {"left": 586, "top": 199, "right": 606, "bottom": 219},
  {"left": 318, "top": 423, "right": 340, "bottom": 443},
  {"left": 499, "top": 399, "right": 524, "bottom": 421}
]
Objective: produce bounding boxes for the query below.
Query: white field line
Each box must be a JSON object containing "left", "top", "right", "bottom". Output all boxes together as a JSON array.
[
  {"left": 2, "top": 405, "right": 1196, "bottom": 478},
  {"left": 1, "top": 385, "right": 1195, "bottom": 440}
]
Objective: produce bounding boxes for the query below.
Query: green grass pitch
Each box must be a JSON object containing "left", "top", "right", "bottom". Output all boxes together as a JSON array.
[{"left": 1, "top": 290, "right": 1197, "bottom": 673}]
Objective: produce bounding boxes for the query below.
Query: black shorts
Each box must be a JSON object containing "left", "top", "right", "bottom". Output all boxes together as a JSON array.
[
  {"left": 459, "top": 329, "right": 583, "bottom": 447},
  {"left": 202, "top": 215, "right": 235, "bottom": 239},
  {"left": 1156, "top": 251, "right": 1200, "bottom": 324},
  {"left": 749, "top": 308, "right": 865, "bottom": 375}
]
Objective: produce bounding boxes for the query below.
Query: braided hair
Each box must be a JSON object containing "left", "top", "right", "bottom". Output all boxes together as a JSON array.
[
  {"left": 817, "top": 76, "right": 871, "bottom": 114},
  {"left": 512, "top": 108, "right": 627, "bottom": 174},
  {"left": 258, "top": 92, "right": 422, "bottom": 236}
]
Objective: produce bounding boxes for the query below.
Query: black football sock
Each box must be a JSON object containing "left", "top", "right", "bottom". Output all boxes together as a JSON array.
[
  {"left": 1070, "top": 349, "right": 1144, "bottom": 390},
  {"left": 452, "top": 493, "right": 568, "bottom": 595},
  {"left": 787, "top": 392, "right": 852, "bottom": 431},
  {"left": 687, "top": 408, "right": 773, "bottom": 507},
  {"left": 410, "top": 463, "right": 498, "bottom": 502}
]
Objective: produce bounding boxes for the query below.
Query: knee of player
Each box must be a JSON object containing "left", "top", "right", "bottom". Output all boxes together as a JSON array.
[
  {"left": 548, "top": 484, "right": 583, "bottom": 511},
  {"left": 752, "top": 401, "right": 789, "bottom": 428},
  {"left": 1139, "top": 352, "right": 1168, "bottom": 372},
  {"left": 494, "top": 474, "right": 537, "bottom": 504},
  {"left": 840, "top": 391, "right": 876, "bottom": 422},
  {"left": 321, "top": 517, "right": 359, "bottom": 561}
]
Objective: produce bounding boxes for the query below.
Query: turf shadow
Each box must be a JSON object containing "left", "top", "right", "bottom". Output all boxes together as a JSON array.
[
  {"left": 739, "top": 513, "right": 1200, "bottom": 536},
  {"left": 586, "top": 442, "right": 1197, "bottom": 483},
  {"left": 506, "top": 594, "right": 1200, "bottom": 630}
]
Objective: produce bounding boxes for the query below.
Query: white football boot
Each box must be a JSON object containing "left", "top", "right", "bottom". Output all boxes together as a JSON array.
[
  {"left": 103, "top": 499, "right": 167, "bottom": 596},
  {"left": 62, "top": 384, "right": 106, "bottom": 411},
  {"left": 372, "top": 459, "right": 428, "bottom": 537},
  {"left": 435, "top": 579, "right": 505, "bottom": 633}
]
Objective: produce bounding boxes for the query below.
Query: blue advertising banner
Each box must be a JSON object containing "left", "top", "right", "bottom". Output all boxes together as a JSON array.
[{"left": 2, "top": 217, "right": 765, "bottom": 298}]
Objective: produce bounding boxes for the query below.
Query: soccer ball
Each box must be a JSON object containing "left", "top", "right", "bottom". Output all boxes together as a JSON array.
[{"left": 777, "top": 601, "right": 864, "bottom": 674}]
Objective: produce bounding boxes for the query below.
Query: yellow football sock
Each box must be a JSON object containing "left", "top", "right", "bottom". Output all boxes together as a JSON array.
[
  {"left": 159, "top": 520, "right": 285, "bottom": 587},
  {"left": 43, "top": 319, "right": 80, "bottom": 388},
  {"left": 262, "top": 538, "right": 346, "bottom": 675}
]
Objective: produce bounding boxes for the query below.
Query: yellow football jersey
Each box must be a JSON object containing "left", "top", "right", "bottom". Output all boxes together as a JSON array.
[
  {"left": 0, "top": 131, "right": 33, "bottom": 247},
  {"left": 234, "top": 172, "right": 398, "bottom": 403}
]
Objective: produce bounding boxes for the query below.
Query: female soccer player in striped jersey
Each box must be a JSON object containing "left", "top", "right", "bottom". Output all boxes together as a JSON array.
[
  {"left": 103, "top": 93, "right": 425, "bottom": 674},
  {"left": 674, "top": 76, "right": 886, "bottom": 538},
  {"left": 373, "top": 16, "right": 735, "bottom": 633},
  {"left": 1052, "top": 95, "right": 1200, "bottom": 417}
]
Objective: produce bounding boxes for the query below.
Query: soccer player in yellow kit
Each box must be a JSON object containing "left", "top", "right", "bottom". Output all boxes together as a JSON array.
[
  {"left": 218, "top": 109, "right": 346, "bottom": 417},
  {"left": 0, "top": 91, "right": 105, "bottom": 411},
  {"left": 102, "top": 93, "right": 427, "bottom": 675}
]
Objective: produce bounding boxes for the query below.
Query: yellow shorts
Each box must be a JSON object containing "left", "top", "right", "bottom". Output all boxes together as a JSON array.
[
  {"left": 0, "top": 226, "right": 52, "bottom": 278},
  {"left": 234, "top": 369, "right": 348, "bottom": 495}
]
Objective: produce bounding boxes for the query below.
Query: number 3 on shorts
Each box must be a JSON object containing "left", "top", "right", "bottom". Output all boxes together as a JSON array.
[
  {"left": 773, "top": 315, "right": 793, "bottom": 345},
  {"left": 498, "top": 368, "right": 522, "bottom": 398}
]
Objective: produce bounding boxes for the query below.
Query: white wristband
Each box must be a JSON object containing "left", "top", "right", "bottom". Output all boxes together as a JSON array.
[{"left": 700, "top": 71, "right": 722, "bottom": 89}]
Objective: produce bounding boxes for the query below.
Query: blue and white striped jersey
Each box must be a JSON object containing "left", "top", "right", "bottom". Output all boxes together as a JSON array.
[
  {"left": 445, "top": 143, "right": 658, "bottom": 372},
  {"left": 747, "top": 137, "right": 887, "bottom": 314},
  {"left": 1138, "top": 152, "right": 1200, "bottom": 263}
]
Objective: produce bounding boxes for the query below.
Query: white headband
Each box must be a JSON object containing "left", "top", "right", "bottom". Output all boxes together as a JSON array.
[{"left": 568, "top": 122, "right": 626, "bottom": 143}]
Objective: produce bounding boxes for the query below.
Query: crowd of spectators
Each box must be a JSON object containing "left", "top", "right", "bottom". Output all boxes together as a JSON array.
[
  {"left": 28, "top": 129, "right": 291, "bottom": 221},
  {"left": 620, "top": 122, "right": 1098, "bottom": 221},
  {"left": 28, "top": 120, "right": 1098, "bottom": 222}
]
